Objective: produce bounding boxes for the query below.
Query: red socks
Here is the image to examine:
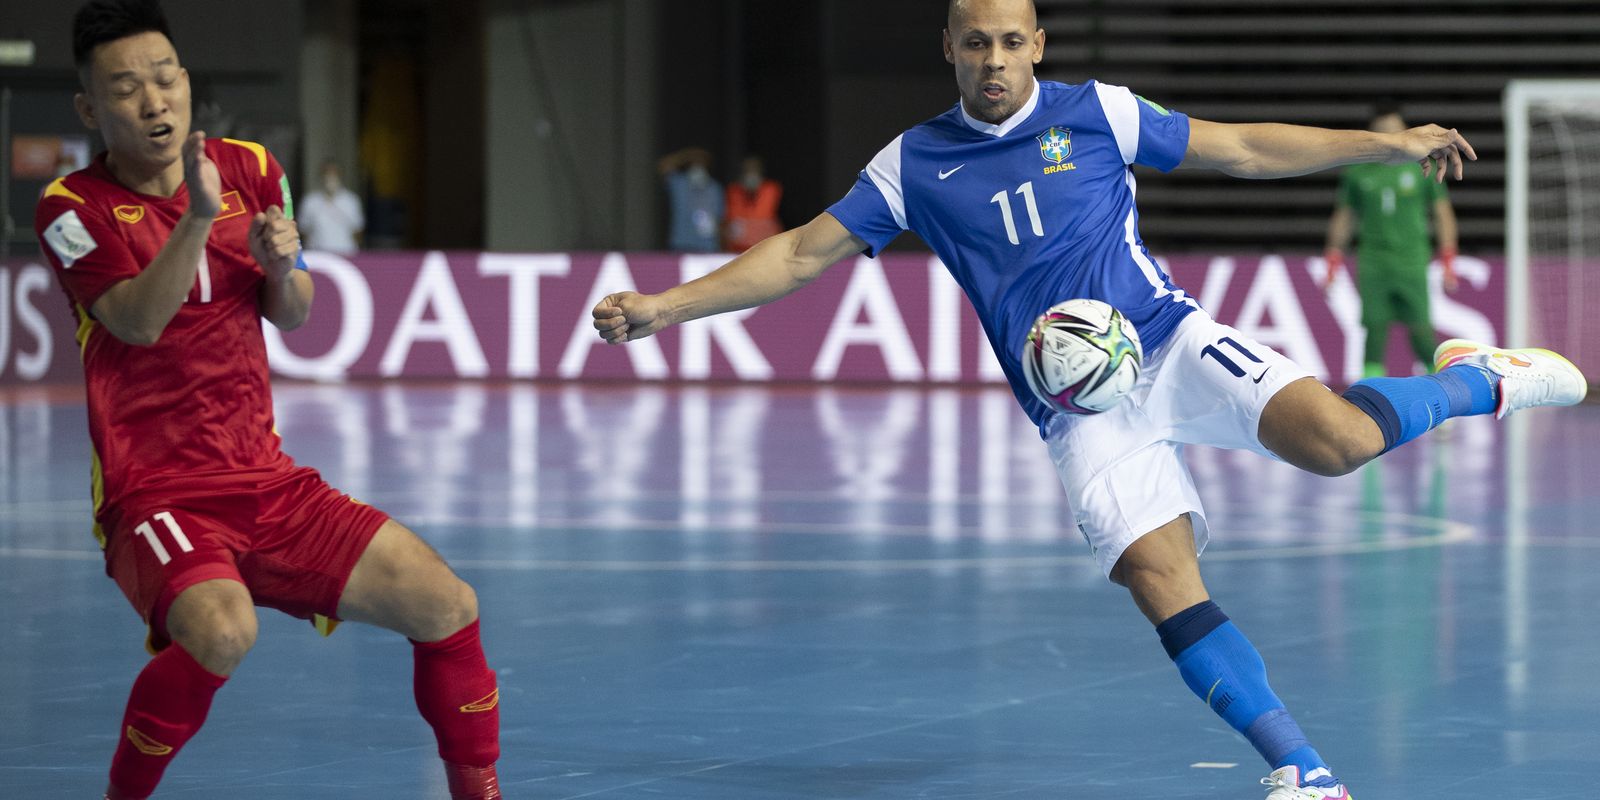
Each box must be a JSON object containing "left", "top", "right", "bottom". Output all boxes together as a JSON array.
[
  {"left": 106, "top": 644, "right": 228, "bottom": 799},
  {"left": 104, "top": 622, "right": 498, "bottom": 799},
  {"left": 413, "top": 619, "right": 501, "bottom": 770},
  {"left": 444, "top": 762, "right": 503, "bottom": 800}
]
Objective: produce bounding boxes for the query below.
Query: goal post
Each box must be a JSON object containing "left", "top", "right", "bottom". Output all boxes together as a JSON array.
[
  {"left": 1499, "top": 81, "right": 1600, "bottom": 640},
  {"left": 1504, "top": 79, "right": 1600, "bottom": 387}
]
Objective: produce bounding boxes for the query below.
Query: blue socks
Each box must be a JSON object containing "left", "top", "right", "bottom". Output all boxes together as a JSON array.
[
  {"left": 1157, "top": 601, "right": 1336, "bottom": 787},
  {"left": 1342, "top": 364, "right": 1498, "bottom": 454}
]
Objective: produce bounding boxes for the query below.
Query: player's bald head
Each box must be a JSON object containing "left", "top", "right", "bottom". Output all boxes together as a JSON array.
[
  {"left": 947, "top": 0, "right": 1038, "bottom": 33},
  {"left": 943, "top": 0, "right": 1045, "bottom": 123}
]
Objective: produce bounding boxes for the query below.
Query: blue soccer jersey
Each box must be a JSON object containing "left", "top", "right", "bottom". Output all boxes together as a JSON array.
[{"left": 827, "top": 79, "right": 1199, "bottom": 431}]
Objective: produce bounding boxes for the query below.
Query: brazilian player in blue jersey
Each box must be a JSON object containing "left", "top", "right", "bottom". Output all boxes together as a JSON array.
[{"left": 592, "top": 1, "right": 1588, "bottom": 797}]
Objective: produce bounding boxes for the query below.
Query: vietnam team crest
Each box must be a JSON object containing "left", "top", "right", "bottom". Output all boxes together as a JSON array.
[{"left": 1038, "top": 127, "right": 1071, "bottom": 164}]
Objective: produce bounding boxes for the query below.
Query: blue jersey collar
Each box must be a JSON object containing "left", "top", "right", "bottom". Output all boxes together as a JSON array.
[{"left": 959, "top": 78, "right": 1042, "bottom": 138}]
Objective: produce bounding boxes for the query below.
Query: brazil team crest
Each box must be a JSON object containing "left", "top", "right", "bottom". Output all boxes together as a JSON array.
[{"left": 1038, "top": 127, "right": 1071, "bottom": 164}]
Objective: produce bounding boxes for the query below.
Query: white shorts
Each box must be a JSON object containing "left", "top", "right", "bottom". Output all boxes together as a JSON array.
[{"left": 1044, "top": 311, "right": 1315, "bottom": 578}]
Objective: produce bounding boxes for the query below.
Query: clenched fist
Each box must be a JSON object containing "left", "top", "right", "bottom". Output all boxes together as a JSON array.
[
  {"left": 249, "top": 205, "right": 300, "bottom": 280},
  {"left": 592, "top": 292, "right": 671, "bottom": 344}
]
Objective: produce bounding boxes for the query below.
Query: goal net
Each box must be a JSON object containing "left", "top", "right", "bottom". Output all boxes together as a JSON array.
[{"left": 1505, "top": 80, "right": 1600, "bottom": 387}]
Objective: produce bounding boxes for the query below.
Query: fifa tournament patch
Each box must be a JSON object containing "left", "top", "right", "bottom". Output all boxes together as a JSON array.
[
  {"left": 279, "top": 174, "right": 295, "bottom": 219},
  {"left": 1136, "top": 95, "right": 1171, "bottom": 116},
  {"left": 43, "top": 209, "right": 98, "bottom": 268}
]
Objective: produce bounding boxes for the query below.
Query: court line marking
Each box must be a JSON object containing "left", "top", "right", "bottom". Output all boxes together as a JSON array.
[
  {"left": 447, "top": 522, "right": 1471, "bottom": 571},
  {"left": 533, "top": 655, "right": 1206, "bottom": 799},
  {"left": 0, "top": 547, "right": 102, "bottom": 562},
  {"left": 532, "top": 608, "right": 1407, "bottom": 799},
  {"left": 0, "top": 520, "right": 1474, "bottom": 571},
  {"left": 0, "top": 500, "right": 1473, "bottom": 536}
]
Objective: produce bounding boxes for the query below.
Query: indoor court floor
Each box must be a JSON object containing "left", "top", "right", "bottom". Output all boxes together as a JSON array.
[{"left": 1, "top": 381, "right": 1596, "bottom": 799}]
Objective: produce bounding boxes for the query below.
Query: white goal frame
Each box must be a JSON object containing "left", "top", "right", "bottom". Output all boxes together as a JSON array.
[
  {"left": 1501, "top": 81, "right": 1600, "bottom": 634},
  {"left": 1503, "top": 79, "right": 1600, "bottom": 352}
]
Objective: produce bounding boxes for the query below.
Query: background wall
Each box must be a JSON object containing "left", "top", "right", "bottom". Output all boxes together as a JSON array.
[
  {"left": 1031, "top": 0, "right": 1600, "bottom": 254},
  {"left": 483, "top": 0, "right": 658, "bottom": 251},
  {"left": 0, "top": 0, "right": 304, "bottom": 255},
  {"left": 299, "top": 0, "right": 360, "bottom": 217},
  {"left": 2, "top": 0, "right": 1599, "bottom": 255}
]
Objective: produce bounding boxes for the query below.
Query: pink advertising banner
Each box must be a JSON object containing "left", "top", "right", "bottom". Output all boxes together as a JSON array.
[{"left": 0, "top": 251, "right": 1504, "bottom": 388}]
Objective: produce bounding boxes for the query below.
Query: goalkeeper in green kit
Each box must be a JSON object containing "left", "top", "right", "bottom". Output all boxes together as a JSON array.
[{"left": 1324, "top": 103, "right": 1460, "bottom": 378}]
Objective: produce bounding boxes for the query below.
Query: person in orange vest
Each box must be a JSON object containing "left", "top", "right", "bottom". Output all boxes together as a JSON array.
[{"left": 723, "top": 156, "right": 783, "bottom": 253}]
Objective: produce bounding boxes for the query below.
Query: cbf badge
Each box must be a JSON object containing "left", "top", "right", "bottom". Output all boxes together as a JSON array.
[{"left": 1038, "top": 127, "right": 1071, "bottom": 164}]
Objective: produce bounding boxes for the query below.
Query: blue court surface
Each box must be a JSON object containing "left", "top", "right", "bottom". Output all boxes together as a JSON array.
[{"left": 1, "top": 382, "right": 1596, "bottom": 799}]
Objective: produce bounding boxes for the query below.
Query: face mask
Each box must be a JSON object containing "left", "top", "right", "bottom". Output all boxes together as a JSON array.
[
  {"left": 742, "top": 173, "right": 761, "bottom": 191},
  {"left": 686, "top": 165, "right": 710, "bottom": 185}
]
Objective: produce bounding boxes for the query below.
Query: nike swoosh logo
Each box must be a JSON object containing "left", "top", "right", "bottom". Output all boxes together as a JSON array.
[
  {"left": 938, "top": 165, "right": 965, "bottom": 180},
  {"left": 1251, "top": 367, "right": 1272, "bottom": 384}
]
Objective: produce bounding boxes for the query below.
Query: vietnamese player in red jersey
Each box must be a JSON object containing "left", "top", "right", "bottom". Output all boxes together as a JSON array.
[{"left": 34, "top": 2, "right": 502, "bottom": 797}]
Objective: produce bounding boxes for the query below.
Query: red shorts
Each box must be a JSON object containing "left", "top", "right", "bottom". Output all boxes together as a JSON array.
[{"left": 101, "top": 466, "right": 389, "bottom": 649}]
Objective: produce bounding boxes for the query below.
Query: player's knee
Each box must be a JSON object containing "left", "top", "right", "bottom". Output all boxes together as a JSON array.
[
  {"left": 166, "top": 590, "right": 258, "bottom": 673},
  {"left": 1111, "top": 556, "right": 1187, "bottom": 590},
  {"left": 444, "top": 578, "right": 479, "bottom": 633},
  {"left": 1311, "top": 427, "right": 1375, "bottom": 476},
  {"left": 416, "top": 576, "right": 478, "bottom": 642},
  {"left": 1297, "top": 446, "right": 1361, "bottom": 477},
  {"left": 1109, "top": 524, "right": 1201, "bottom": 593},
  {"left": 1288, "top": 408, "right": 1380, "bottom": 477}
]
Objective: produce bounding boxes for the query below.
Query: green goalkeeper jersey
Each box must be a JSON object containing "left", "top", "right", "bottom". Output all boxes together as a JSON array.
[{"left": 1336, "top": 162, "right": 1446, "bottom": 273}]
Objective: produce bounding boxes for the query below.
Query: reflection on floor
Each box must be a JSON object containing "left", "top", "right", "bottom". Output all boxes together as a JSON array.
[{"left": 1, "top": 382, "right": 1595, "bottom": 798}]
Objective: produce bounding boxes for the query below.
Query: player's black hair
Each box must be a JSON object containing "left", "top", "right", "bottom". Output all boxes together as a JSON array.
[{"left": 72, "top": 0, "right": 172, "bottom": 69}]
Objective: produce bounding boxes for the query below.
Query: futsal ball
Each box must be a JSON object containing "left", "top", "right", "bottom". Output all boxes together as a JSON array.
[{"left": 1021, "top": 299, "right": 1143, "bottom": 415}]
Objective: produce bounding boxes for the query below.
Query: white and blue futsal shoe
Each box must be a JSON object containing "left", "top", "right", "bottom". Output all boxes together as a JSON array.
[
  {"left": 1434, "top": 339, "right": 1588, "bottom": 418},
  {"left": 1260, "top": 766, "right": 1352, "bottom": 799}
]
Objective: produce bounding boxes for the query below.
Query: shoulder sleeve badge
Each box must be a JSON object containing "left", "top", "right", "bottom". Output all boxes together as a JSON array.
[{"left": 42, "top": 208, "right": 99, "bottom": 268}]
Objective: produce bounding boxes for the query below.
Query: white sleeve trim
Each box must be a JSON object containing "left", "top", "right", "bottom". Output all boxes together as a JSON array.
[
  {"left": 1094, "top": 82, "right": 1140, "bottom": 165},
  {"left": 863, "top": 134, "right": 909, "bottom": 230}
]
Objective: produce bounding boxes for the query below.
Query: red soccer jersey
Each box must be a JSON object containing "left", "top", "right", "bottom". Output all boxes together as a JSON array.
[{"left": 34, "top": 138, "right": 298, "bottom": 545}]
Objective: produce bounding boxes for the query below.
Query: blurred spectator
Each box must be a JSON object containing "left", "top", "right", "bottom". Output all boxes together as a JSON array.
[
  {"left": 1324, "top": 103, "right": 1459, "bottom": 377},
  {"left": 298, "top": 160, "right": 366, "bottom": 254},
  {"left": 659, "top": 147, "right": 723, "bottom": 252},
  {"left": 361, "top": 54, "right": 422, "bottom": 248},
  {"left": 723, "top": 156, "right": 783, "bottom": 253}
]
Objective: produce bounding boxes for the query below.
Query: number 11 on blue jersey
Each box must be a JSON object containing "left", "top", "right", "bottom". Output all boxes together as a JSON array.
[{"left": 990, "top": 181, "right": 1045, "bottom": 245}]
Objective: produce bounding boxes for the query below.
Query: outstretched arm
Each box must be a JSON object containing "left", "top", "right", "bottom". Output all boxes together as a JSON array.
[
  {"left": 593, "top": 212, "right": 866, "bottom": 343},
  {"left": 1181, "top": 119, "right": 1477, "bottom": 181}
]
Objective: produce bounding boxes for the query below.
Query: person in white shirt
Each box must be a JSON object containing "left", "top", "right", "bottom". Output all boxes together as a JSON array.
[{"left": 298, "top": 160, "right": 364, "bottom": 253}]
